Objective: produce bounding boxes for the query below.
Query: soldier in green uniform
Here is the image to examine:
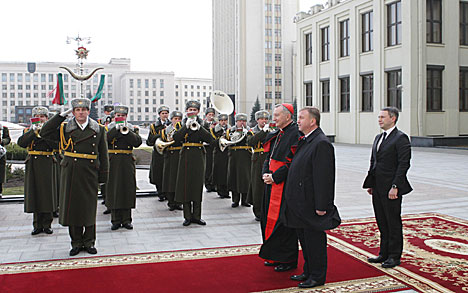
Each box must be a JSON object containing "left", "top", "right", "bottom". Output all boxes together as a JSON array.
[
  {"left": 202, "top": 108, "right": 216, "bottom": 192},
  {"left": 147, "top": 106, "right": 170, "bottom": 201},
  {"left": 48, "top": 109, "right": 61, "bottom": 217},
  {"left": 226, "top": 113, "right": 253, "bottom": 208},
  {"left": 161, "top": 111, "right": 183, "bottom": 211},
  {"left": 210, "top": 114, "right": 230, "bottom": 199},
  {"left": 0, "top": 124, "right": 11, "bottom": 198},
  {"left": 17, "top": 106, "right": 58, "bottom": 235},
  {"left": 247, "top": 110, "right": 270, "bottom": 221},
  {"left": 173, "top": 100, "right": 214, "bottom": 226},
  {"left": 105, "top": 105, "right": 142, "bottom": 230},
  {"left": 97, "top": 104, "right": 114, "bottom": 213},
  {"left": 40, "top": 98, "right": 109, "bottom": 256}
]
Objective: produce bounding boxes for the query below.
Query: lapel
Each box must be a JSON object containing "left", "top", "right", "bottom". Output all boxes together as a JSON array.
[
  {"left": 377, "top": 127, "right": 397, "bottom": 153},
  {"left": 298, "top": 127, "right": 322, "bottom": 151}
]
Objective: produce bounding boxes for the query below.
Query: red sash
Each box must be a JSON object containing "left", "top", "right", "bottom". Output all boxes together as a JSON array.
[{"left": 264, "top": 158, "right": 286, "bottom": 241}]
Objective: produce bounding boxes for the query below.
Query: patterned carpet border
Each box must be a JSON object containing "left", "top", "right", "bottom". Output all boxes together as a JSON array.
[
  {"left": 0, "top": 245, "right": 260, "bottom": 275},
  {"left": 257, "top": 276, "right": 407, "bottom": 293}
]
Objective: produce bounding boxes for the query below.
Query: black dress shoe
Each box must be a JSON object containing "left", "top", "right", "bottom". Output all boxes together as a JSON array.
[
  {"left": 298, "top": 279, "right": 324, "bottom": 289},
  {"left": 183, "top": 219, "right": 191, "bottom": 226},
  {"left": 53, "top": 212, "right": 59, "bottom": 218},
  {"left": 111, "top": 223, "right": 121, "bottom": 230},
  {"left": 241, "top": 202, "right": 251, "bottom": 207},
  {"left": 101, "top": 200, "right": 106, "bottom": 205},
  {"left": 69, "top": 247, "right": 81, "bottom": 256},
  {"left": 31, "top": 228, "right": 43, "bottom": 235},
  {"left": 85, "top": 246, "right": 98, "bottom": 254},
  {"left": 123, "top": 223, "right": 133, "bottom": 230},
  {"left": 192, "top": 219, "right": 206, "bottom": 225},
  {"left": 43, "top": 228, "right": 53, "bottom": 234},
  {"left": 290, "top": 273, "right": 308, "bottom": 281},
  {"left": 103, "top": 209, "right": 111, "bottom": 215},
  {"left": 168, "top": 206, "right": 176, "bottom": 211},
  {"left": 175, "top": 205, "right": 183, "bottom": 210},
  {"left": 219, "top": 194, "right": 231, "bottom": 199},
  {"left": 368, "top": 255, "right": 387, "bottom": 263},
  {"left": 274, "top": 263, "right": 297, "bottom": 272},
  {"left": 231, "top": 202, "right": 239, "bottom": 208},
  {"left": 158, "top": 196, "right": 166, "bottom": 202},
  {"left": 264, "top": 261, "right": 280, "bottom": 267},
  {"left": 382, "top": 258, "right": 400, "bottom": 268},
  {"left": 255, "top": 216, "right": 261, "bottom": 222}
]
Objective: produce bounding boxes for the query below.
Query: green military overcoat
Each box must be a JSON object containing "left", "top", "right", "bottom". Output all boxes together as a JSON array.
[
  {"left": 173, "top": 117, "right": 214, "bottom": 203},
  {"left": 161, "top": 125, "right": 182, "bottom": 193},
  {"left": 227, "top": 127, "right": 253, "bottom": 194},
  {"left": 105, "top": 123, "right": 142, "bottom": 210},
  {"left": 17, "top": 129, "right": 58, "bottom": 213},
  {"left": 40, "top": 114, "right": 109, "bottom": 226},
  {"left": 210, "top": 127, "right": 229, "bottom": 186},
  {"left": 147, "top": 119, "right": 167, "bottom": 187},
  {"left": 246, "top": 125, "right": 268, "bottom": 206},
  {"left": 0, "top": 127, "right": 11, "bottom": 184}
]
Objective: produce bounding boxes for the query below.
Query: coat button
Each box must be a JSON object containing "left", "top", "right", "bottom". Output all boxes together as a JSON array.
[
  {"left": 74, "top": 158, "right": 77, "bottom": 161},
  {"left": 34, "top": 156, "right": 37, "bottom": 159},
  {"left": 92, "top": 143, "right": 96, "bottom": 146},
  {"left": 94, "top": 135, "right": 97, "bottom": 138},
  {"left": 91, "top": 160, "right": 94, "bottom": 163},
  {"left": 74, "top": 150, "right": 77, "bottom": 153},
  {"left": 299, "top": 182, "right": 302, "bottom": 186},
  {"left": 91, "top": 152, "right": 95, "bottom": 154}
]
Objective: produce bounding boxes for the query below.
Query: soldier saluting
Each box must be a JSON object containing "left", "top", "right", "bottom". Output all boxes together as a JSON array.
[
  {"left": 17, "top": 106, "right": 58, "bottom": 235},
  {"left": 173, "top": 100, "right": 214, "bottom": 226},
  {"left": 147, "top": 106, "right": 170, "bottom": 201},
  {"left": 106, "top": 105, "right": 142, "bottom": 230},
  {"left": 40, "top": 98, "right": 109, "bottom": 256}
]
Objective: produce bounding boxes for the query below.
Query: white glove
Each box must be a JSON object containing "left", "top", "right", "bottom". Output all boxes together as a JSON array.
[
  {"left": 262, "top": 124, "right": 270, "bottom": 132},
  {"left": 186, "top": 118, "right": 194, "bottom": 126},
  {"left": 60, "top": 108, "right": 73, "bottom": 117},
  {"left": 242, "top": 127, "right": 248, "bottom": 134}
]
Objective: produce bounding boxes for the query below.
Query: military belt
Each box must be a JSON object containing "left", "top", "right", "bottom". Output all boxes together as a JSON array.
[
  {"left": 253, "top": 148, "right": 264, "bottom": 153},
  {"left": 64, "top": 151, "right": 98, "bottom": 160},
  {"left": 52, "top": 149, "right": 60, "bottom": 154},
  {"left": 167, "top": 146, "right": 182, "bottom": 151},
  {"left": 182, "top": 143, "right": 203, "bottom": 147},
  {"left": 28, "top": 151, "right": 54, "bottom": 156},
  {"left": 108, "top": 149, "right": 133, "bottom": 154},
  {"left": 230, "top": 146, "right": 252, "bottom": 151}
]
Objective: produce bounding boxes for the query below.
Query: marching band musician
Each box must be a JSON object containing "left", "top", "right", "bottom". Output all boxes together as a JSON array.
[
  {"left": 17, "top": 106, "right": 58, "bottom": 235},
  {"left": 226, "top": 113, "right": 253, "bottom": 208},
  {"left": 97, "top": 104, "right": 114, "bottom": 126},
  {"left": 0, "top": 123, "right": 10, "bottom": 198},
  {"left": 106, "top": 105, "right": 142, "bottom": 231},
  {"left": 210, "top": 114, "right": 231, "bottom": 199},
  {"left": 40, "top": 98, "right": 109, "bottom": 256},
  {"left": 48, "top": 109, "right": 61, "bottom": 217},
  {"left": 202, "top": 107, "right": 216, "bottom": 193},
  {"left": 147, "top": 106, "right": 170, "bottom": 202},
  {"left": 247, "top": 110, "right": 270, "bottom": 221},
  {"left": 161, "top": 111, "right": 184, "bottom": 211},
  {"left": 173, "top": 100, "right": 214, "bottom": 226}
]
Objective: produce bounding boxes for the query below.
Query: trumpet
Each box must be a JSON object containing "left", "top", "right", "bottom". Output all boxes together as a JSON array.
[
  {"left": 115, "top": 117, "right": 130, "bottom": 135},
  {"left": 120, "top": 122, "right": 130, "bottom": 135},
  {"left": 187, "top": 118, "right": 201, "bottom": 131}
]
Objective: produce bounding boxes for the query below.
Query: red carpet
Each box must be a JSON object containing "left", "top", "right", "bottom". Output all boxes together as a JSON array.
[
  {"left": 0, "top": 244, "right": 409, "bottom": 292},
  {"left": 328, "top": 213, "right": 468, "bottom": 292}
]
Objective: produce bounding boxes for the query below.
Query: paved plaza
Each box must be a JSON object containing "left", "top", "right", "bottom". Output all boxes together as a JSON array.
[{"left": 0, "top": 144, "right": 467, "bottom": 264}]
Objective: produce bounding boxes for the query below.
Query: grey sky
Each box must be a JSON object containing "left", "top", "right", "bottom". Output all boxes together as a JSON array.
[{"left": 0, "top": 0, "right": 324, "bottom": 78}]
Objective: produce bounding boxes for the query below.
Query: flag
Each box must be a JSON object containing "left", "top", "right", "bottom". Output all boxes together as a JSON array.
[
  {"left": 90, "top": 75, "right": 105, "bottom": 103},
  {"left": 52, "top": 73, "right": 66, "bottom": 105}
]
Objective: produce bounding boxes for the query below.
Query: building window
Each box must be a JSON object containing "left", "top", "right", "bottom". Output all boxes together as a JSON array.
[
  {"left": 387, "top": 70, "right": 402, "bottom": 110},
  {"left": 129, "top": 79, "right": 134, "bottom": 88},
  {"left": 321, "top": 80, "right": 330, "bottom": 113},
  {"left": 275, "top": 54, "right": 281, "bottom": 61},
  {"left": 321, "top": 26, "right": 330, "bottom": 61},
  {"left": 265, "top": 54, "right": 272, "bottom": 62},
  {"left": 461, "top": 2, "right": 468, "bottom": 45},
  {"left": 340, "top": 19, "right": 350, "bottom": 57},
  {"left": 265, "top": 66, "right": 272, "bottom": 74},
  {"left": 362, "top": 11, "right": 374, "bottom": 52},
  {"left": 362, "top": 74, "right": 374, "bottom": 112},
  {"left": 137, "top": 79, "right": 141, "bottom": 88},
  {"left": 145, "top": 79, "right": 149, "bottom": 88},
  {"left": 305, "top": 82, "right": 313, "bottom": 106},
  {"left": 427, "top": 0, "right": 442, "bottom": 43},
  {"left": 427, "top": 67, "right": 443, "bottom": 112},
  {"left": 460, "top": 68, "right": 468, "bottom": 111},
  {"left": 160, "top": 79, "right": 164, "bottom": 88},
  {"left": 387, "top": 1, "right": 402, "bottom": 46},
  {"left": 340, "top": 77, "right": 350, "bottom": 112},
  {"left": 305, "top": 33, "right": 312, "bottom": 65}
]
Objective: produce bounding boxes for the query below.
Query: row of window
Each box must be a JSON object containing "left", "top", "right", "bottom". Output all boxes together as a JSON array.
[
  {"left": 305, "top": 67, "right": 468, "bottom": 113},
  {"left": 129, "top": 79, "right": 164, "bottom": 89},
  {"left": 175, "top": 84, "right": 212, "bottom": 90},
  {"left": 1, "top": 73, "right": 113, "bottom": 83},
  {"left": 175, "top": 91, "right": 208, "bottom": 98},
  {"left": 129, "top": 90, "right": 164, "bottom": 97}
]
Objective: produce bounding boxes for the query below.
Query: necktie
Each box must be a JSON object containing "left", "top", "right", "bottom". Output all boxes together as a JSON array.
[{"left": 377, "top": 132, "right": 387, "bottom": 151}]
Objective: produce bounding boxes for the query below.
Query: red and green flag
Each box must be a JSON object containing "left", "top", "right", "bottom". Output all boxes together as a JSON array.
[
  {"left": 90, "top": 75, "right": 105, "bottom": 103},
  {"left": 115, "top": 117, "right": 125, "bottom": 125},
  {"left": 30, "top": 117, "right": 41, "bottom": 126},
  {"left": 52, "top": 73, "right": 66, "bottom": 105}
]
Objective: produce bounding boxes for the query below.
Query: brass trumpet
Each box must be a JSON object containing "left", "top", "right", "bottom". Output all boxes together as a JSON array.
[{"left": 219, "top": 127, "right": 247, "bottom": 152}]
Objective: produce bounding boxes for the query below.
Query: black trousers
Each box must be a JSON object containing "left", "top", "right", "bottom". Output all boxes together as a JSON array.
[
  {"left": 296, "top": 228, "right": 327, "bottom": 284},
  {"left": 216, "top": 184, "right": 229, "bottom": 197},
  {"left": 183, "top": 201, "right": 201, "bottom": 221},
  {"left": 111, "top": 209, "right": 132, "bottom": 225},
  {"left": 33, "top": 212, "right": 53, "bottom": 229},
  {"left": 372, "top": 191, "right": 403, "bottom": 260},
  {"left": 69, "top": 225, "right": 96, "bottom": 249},
  {"left": 232, "top": 192, "right": 247, "bottom": 204},
  {"left": 166, "top": 192, "right": 178, "bottom": 207}
]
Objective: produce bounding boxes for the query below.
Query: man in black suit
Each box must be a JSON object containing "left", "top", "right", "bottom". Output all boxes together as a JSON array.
[
  {"left": 283, "top": 107, "right": 341, "bottom": 288},
  {"left": 363, "top": 107, "right": 412, "bottom": 269}
]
